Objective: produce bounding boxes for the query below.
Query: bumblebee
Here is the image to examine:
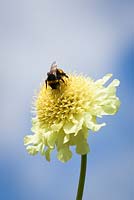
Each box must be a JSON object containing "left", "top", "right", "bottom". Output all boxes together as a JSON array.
[{"left": 45, "top": 61, "right": 68, "bottom": 89}]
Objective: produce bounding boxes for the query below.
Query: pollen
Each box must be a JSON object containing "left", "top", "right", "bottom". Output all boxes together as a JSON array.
[{"left": 24, "top": 73, "right": 120, "bottom": 162}]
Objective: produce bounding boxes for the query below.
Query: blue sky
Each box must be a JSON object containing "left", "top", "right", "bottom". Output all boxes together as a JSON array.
[{"left": 0, "top": 1, "right": 133, "bottom": 200}]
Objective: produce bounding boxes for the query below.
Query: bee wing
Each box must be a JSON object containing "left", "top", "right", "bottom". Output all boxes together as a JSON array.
[
  {"left": 51, "top": 61, "right": 56, "bottom": 66},
  {"left": 50, "top": 61, "right": 57, "bottom": 73}
]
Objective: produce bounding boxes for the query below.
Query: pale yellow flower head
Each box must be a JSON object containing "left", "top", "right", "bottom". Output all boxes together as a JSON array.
[{"left": 24, "top": 73, "right": 120, "bottom": 162}]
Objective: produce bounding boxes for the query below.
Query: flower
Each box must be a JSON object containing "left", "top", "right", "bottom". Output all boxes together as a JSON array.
[{"left": 24, "top": 73, "right": 120, "bottom": 162}]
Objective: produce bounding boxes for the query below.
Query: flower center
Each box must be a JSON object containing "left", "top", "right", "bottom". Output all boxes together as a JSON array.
[{"left": 36, "top": 75, "right": 92, "bottom": 126}]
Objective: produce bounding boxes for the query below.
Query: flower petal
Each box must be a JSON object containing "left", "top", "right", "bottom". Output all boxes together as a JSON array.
[
  {"left": 84, "top": 113, "right": 106, "bottom": 131},
  {"left": 45, "top": 148, "right": 53, "bottom": 161},
  {"left": 95, "top": 74, "right": 112, "bottom": 85},
  {"left": 63, "top": 118, "right": 84, "bottom": 135},
  {"left": 45, "top": 131, "right": 58, "bottom": 148},
  {"left": 26, "top": 146, "right": 39, "bottom": 155},
  {"left": 57, "top": 146, "right": 72, "bottom": 162},
  {"left": 108, "top": 79, "right": 120, "bottom": 87},
  {"left": 24, "top": 134, "right": 41, "bottom": 145},
  {"left": 63, "top": 135, "right": 70, "bottom": 144},
  {"left": 51, "top": 122, "right": 63, "bottom": 132}
]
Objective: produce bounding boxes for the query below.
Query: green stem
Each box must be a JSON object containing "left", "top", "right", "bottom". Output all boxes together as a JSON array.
[{"left": 76, "top": 154, "right": 87, "bottom": 200}]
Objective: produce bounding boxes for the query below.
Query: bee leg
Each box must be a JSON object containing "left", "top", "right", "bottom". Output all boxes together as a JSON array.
[
  {"left": 61, "top": 72, "right": 68, "bottom": 78},
  {"left": 45, "top": 80, "right": 47, "bottom": 89},
  {"left": 61, "top": 78, "right": 65, "bottom": 83},
  {"left": 64, "top": 74, "right": 69, "bottom": 78},
  {"left": 61, "top": 77, "right": 68, "bottom": 86}
]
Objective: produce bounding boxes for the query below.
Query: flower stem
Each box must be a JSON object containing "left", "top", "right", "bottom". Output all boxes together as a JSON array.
[{"left": 76, "top": 154, "right": 87, "bottom": 200}]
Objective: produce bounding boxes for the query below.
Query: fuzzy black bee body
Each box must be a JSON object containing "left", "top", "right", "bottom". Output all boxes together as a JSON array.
[{"left": 45, "top": 62, "right": 68, "bottom": 89}]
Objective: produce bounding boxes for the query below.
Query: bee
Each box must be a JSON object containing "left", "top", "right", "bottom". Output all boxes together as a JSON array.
[{"left": 45, "top": 61, "right": 68, "bottom": 89}]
